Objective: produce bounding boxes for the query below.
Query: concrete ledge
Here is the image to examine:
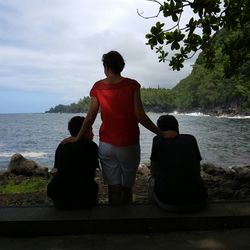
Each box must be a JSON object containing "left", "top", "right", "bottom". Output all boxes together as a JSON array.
[{"left": 0, "top": 201, "right": 250, "bottom": 236}]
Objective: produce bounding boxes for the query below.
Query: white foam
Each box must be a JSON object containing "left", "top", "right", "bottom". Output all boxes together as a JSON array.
[
  {"left": 172, "top": 111, "right": 250, "bottom": 119},
  {"left": 0, "top": 151, "right": 47, "bottom": 158},
  {"left": 217, "top": 115, "right": 250, "bottom": 119},
  {"left": 21, "top": 152, "right": 47, "bottom": 158},
  {"left": 171, "top": 111, "right": 210, "bottom": 117}
]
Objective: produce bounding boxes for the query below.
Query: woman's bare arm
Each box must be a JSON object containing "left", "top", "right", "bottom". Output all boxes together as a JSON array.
[
  {"left": 133, "top": 89, "right": 162, "bottom": 135},
  {"left": 76, "top": 96, "right": 99, "bottom": 140},
  {"left": 62, "top": 96, "right": 99, "bottom": 144},
  {"left": 134, "top": 89, "right": 177, "bottom": 138}
]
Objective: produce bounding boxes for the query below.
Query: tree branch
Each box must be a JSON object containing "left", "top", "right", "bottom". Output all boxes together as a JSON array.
[{"left": 137, "top": 8, "right": 161, "bottom": 19}]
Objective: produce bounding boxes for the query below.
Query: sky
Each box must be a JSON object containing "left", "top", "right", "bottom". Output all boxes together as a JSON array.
[{"left": 0, "top": 0, "right": 197, "bottom": 113}]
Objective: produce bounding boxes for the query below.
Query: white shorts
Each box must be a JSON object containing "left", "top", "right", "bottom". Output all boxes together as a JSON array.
[{"left": 99, "top": 142, "right": 140, "bottom": 187}]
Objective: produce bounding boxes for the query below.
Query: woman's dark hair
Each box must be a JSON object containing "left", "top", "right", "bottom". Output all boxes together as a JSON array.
[
  {"left": 68, "top": 116, "right": 85, "bottom": 136},
  {"left": 102, "top": 51, "right": 125, "bottom": 74},
  {"left": 157, "top": 115, "right": 179, "bottom": 133}
]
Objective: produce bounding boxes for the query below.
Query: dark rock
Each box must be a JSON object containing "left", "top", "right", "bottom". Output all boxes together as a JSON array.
[
  {"left": 232, "top": 165, "right": 250, "bottom": 173},
  {"left": 8, "top": 153, "right": 48, "bottom": 176},
  {"left": 231, "top": 165, "right": 250, "bottom": 182},
  {"left": 233, "top": 189, "right": 250, "bottom": 200},
  {"left": 202, "top": 163, "right": 227, "bottom": 176},
  {"left": 236, "top": 172, "right": 250, "bottom": 182}
]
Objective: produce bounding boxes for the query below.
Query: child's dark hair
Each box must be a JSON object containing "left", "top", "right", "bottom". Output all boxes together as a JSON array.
[
  {"left": 102, "top": 51, "right": 125, "bottom": 74},
  {"left": 157, "top": 115, "right": 179, "bottom": 133},
  {"left": 68, "top": 116, "right": 85, "bottom": 136}
]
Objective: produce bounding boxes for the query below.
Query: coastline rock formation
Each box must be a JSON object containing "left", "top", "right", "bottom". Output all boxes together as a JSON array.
[
  {"left": 201, "top": 163, "right": 250, "bottom": 201},
  {"left": 0, "top": 160, "right": 249, "bottom": 206},
  {"left": 138, "top": 163, "right": 250, "bottom": 201},
  {"left": 8, "top": 153, "right": 48, "bottom": 176}
]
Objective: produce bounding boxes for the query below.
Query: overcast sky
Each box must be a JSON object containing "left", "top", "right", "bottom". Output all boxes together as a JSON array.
[{"left": 0, "top": 0, "right": 197, "bottom": 113}]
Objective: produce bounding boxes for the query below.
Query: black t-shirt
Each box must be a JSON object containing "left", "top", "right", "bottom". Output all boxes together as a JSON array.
[
  {"left": 47, "top": 138, "right": 99, "bottom": 202},
  {"left": 150, "top": 134, "right": 207, "bottom": 204}
]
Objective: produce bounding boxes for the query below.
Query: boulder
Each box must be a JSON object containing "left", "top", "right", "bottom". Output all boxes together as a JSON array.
[
  {"left": 8, "top": 153, "right": 48, "bottom": 176},
  {"left": 202, "top": 163, "right": 227, "bottom": 176},
  {"left": 232, "top": 165, "right": 250, "bottom": 182},
  {"left": 232, "top": 165, "right": 250, "bottom": 174}
]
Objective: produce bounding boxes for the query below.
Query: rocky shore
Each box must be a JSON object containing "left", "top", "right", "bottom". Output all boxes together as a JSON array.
[
  {"left": 143, "top": 106, "right": 250, "bottom": 117},
  {"left": 0, "top": 155, "right": 250, "bottom": 206},
  {"left": 196, "top": 108, "right": 250, "bottom": 117}
]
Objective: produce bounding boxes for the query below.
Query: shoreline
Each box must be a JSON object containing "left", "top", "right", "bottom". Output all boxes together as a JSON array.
[
  {"left": 142, "top": 107, "right": 250, "bottom": 118},
  {"left": 1, "top": 161, "right": 250, "bottom": 173},
  {"left": 1, "top": 159, "right": 250, "bottom": 173},
  {"left": 0, "top": 163, "right": 250, "bottom": 206},
  {"left": 1, "top": 110, "right": 250, "bottom": 118}
]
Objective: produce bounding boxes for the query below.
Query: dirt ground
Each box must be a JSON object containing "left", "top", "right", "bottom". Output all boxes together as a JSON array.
[{"left": 0, "top": 168, "right": 150, "bottom": 206}]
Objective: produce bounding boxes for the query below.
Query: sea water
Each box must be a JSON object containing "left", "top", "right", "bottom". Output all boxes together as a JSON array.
[{"left": 0, "top": 112, "right": 249, "bottom": 170}]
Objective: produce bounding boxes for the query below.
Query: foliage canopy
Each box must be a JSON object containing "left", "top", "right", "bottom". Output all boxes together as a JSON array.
[{"left": 139, "top": 0, "right": 250, "bottom": 75}]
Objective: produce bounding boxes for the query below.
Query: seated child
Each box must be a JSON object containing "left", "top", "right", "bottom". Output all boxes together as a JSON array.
[
  {"left": 47, "top": 116, "right": 99, "bottom": 209},
  {"left": 149, "top": 115, "right": 208, "bottom": 212}
]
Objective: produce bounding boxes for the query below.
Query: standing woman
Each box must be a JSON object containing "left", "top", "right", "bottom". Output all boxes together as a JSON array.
[{"left": 64, "top": 51, "right": 164, "bottom": 205}]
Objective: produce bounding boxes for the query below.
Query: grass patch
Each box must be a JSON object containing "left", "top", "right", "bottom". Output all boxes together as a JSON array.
[{"left": 0, "top": 177, "right": 50, "bottom": 194}]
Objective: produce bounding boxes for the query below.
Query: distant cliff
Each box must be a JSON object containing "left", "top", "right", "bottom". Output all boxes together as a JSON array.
[
  {"left": 171, "top": 27, "right": 250, "bottom": 116},
  {"left": 45, "top": 97, "right": 90, "bottom": 113}
]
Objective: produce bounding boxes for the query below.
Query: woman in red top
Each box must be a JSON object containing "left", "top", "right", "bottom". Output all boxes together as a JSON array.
[{"left": 64, "top": 51, "right": 165, "bottom": 205}]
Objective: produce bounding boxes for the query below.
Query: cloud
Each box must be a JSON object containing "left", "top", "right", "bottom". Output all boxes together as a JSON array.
[{"left": 0, "top": 0, "right": 195, "bottom": 113}]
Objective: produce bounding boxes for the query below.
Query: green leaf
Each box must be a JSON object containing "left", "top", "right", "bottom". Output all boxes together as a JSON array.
[
  {"left": 172, "top": 13, "right": 178, "bottom": 22},
  {"left": 171, "top": 41, "right": 180, "bottom": 50},
  {"left": 151, "top": 26, "right": 159, "bottom": 35},
  {"left": 145, "top": 34, "right": 152, "bottom": 39}
]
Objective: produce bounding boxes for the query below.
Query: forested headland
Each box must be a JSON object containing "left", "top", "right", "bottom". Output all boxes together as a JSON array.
[{"left": 46, "top": 27, "right": 250, "bottom": 116}]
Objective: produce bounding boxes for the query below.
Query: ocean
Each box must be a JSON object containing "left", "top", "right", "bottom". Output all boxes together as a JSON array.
[{"left": 0, "top": 112, "right": 249, "bottom": 170}]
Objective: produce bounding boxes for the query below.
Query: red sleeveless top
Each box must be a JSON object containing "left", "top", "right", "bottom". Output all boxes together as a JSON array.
[{"left": 90, "top": 78, "right": 140, "bottom": 146}]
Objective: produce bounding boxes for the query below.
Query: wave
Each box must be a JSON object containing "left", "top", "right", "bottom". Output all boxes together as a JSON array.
[
  {"left": 172, "top": 111, "right": 250, "bottom": 119},
  {"left": 171, "top": 111, "right": 210, "bottom": 117},
  {"left": 217, "top": 115, "right": 250, "bottom": 119},
  {"left": 0, "top": 151, "right": 47, "bottom": 158}
]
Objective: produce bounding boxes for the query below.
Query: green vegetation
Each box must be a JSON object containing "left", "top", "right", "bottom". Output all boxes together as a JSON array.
[
  {"left": 0, "top": 176, "right": 50, "bottom": 194},
  {"left": 140, "top": 88, "right": 176, "bottom": 112},
  {"left": 45, "top": 97, "right": 91, "bottom": 113},
  {"left": 172, "top": 27, "right": 250, "bottom": 114},
  {"left": 45, "top": 88, "right": 177, "bottom": 114},
  {"left": 141, "top": 0, "right": 249, "bottom": 75}
]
